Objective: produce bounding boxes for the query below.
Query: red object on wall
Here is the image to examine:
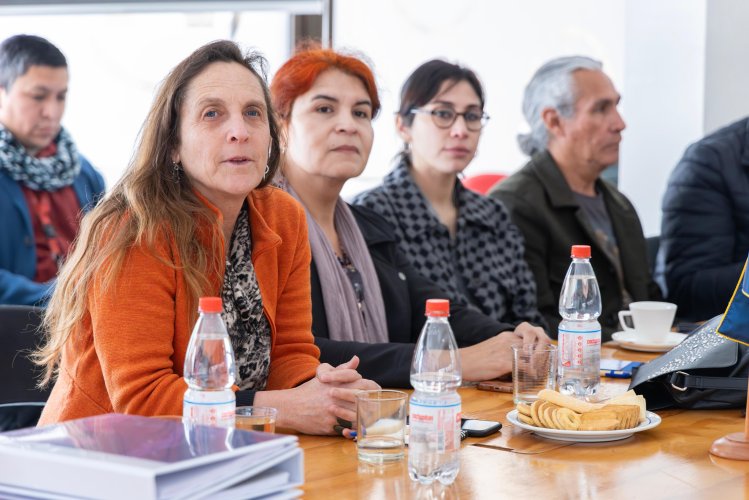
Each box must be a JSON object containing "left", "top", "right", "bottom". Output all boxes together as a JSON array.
[{"left": 460, "top": 173, "right": 508, "bottom": 195}]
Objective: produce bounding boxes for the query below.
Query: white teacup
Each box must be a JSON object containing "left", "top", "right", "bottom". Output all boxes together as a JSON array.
[{"left": 618, "top": 301, "right": 677, "bottom": 342}]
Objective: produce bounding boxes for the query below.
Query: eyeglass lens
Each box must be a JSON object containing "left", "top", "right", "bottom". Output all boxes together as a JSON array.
[{"left": 430, "top": 108, "right": 487, "bottom": 131}]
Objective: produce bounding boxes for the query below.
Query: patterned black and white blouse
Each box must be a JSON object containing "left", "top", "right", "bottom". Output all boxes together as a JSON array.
[
  {"left": 221, "top": 203, "right": 272, "bottom": 391},
  {"left": 354, "top": 161, "right": 548, "bottom": 331}
]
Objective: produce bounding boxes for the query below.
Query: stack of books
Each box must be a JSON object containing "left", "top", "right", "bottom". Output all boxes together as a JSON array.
[{"left": 0, "top": 413, "right": 303, "bottom": 499}]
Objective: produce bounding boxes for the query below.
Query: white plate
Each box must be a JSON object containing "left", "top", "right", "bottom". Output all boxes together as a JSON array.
[
  {"left": 507, "top": 409, "right": 662, "bottom": 442},
  {"left": 611, "top": 331, "right": 687, "bottom": 353}
]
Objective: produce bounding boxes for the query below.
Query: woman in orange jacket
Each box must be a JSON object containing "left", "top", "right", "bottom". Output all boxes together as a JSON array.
[{"left": 34, "top": 40, "right": 376, "bottom": 434}]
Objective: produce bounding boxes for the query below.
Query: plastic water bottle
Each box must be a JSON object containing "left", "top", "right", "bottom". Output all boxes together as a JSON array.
[
  {"left": 408, "top": 299, "right": 462, "bottom": 485},
  {"left": 558, "top": 245, "right": 602, "bottom": 400},
  {"left": 183, "top": 297, "right": 237, "bottom": 427}
]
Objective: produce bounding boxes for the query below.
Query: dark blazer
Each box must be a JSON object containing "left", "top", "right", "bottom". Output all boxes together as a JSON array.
[
  {"left": 661, "top": 117, "right": 749, "bottom": 321},
  {"left": 490, "top": 151, "right": 662, "bottom": 339},
  {"left": 311, "top": 204, "right": 515, "bottom": 387}
]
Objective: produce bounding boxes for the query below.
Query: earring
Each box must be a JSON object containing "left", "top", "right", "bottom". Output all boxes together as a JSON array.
[
  {"left": 263, "top": 164, "right": 270, "bottom": 180},
  {"left": 172, "top": 161, "right": 182, "bottom": 182}
]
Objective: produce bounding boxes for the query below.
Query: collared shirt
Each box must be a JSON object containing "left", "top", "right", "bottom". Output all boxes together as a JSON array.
[{"left": 354, "top": 161, "right": 547, "bottom": 330}]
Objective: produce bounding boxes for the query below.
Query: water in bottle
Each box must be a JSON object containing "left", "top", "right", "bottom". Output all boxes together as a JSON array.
[
  {"left": 183, "top": 296, "right": 237, "bottom": 427},
  {"left": 557, "top": 245, "right": 602, "bottom": 400},
  {"left": 408, "top": 299, "right": 462, "bottom": 485}
]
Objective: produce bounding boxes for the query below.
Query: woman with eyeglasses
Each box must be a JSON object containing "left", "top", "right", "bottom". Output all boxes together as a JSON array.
[
  {"left": 355, "top": 60, "right": 548, "bottom": 332},
  {"left": 271, "top": 48, "right": 549, "bottom": 388}
]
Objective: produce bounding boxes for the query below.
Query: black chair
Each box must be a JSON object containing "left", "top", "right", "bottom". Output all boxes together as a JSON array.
[
  {"left": 0, "top": 402, "right": 45, "bottom": 432},
  {"left": 0, "top": 305, "right": 50, "bottom": 430}
]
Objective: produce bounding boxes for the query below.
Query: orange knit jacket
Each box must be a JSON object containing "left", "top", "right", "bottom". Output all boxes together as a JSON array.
[{"left": 39, "top": 187, "right": 320, "bottom": 424}]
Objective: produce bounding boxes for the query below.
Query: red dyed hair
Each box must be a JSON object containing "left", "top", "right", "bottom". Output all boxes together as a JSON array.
[{"left": 271, "top": 46, "right": 380, "bottom": 121}]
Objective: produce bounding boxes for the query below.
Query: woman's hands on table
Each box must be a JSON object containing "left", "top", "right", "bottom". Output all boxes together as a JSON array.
[
  {"left": 460, "top": 322, "right": 551, "bottom": 381},
  {"left": 255, "top": 355, "right": 379, "bottom": 437}
]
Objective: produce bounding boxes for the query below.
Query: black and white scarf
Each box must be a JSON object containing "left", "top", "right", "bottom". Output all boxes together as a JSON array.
[
  {"left": 221, "top": 203, "right": 272, "bottom": 391},
  {"left": 0, "top": 125, "right": 80, "bottom": 191}
]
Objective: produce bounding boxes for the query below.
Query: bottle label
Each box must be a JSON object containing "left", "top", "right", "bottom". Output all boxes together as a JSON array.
[
  {"left": 559, "top": 326, "right": 601, "bottom": 368},
  {"left": 183, "top": 389, "right": 236, "bottom": 428},
  {"left": 409, "top": 400, "right": 461, "bottom": 453}
]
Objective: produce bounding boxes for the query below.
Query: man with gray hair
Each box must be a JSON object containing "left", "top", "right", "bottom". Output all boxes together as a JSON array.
[
  {"left": 0, "top": 34, "right": 104, "bottom": 305},
  {"left": 490, "top": 56, "right": 661, "bottom": 339}
]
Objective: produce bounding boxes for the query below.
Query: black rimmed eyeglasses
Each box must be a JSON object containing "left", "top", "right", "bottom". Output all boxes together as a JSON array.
[{"left": 410, "top": 107, "right": 490, "bottom": 131}]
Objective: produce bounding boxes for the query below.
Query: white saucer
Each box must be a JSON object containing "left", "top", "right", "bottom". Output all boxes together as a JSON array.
[
  {"left": 507, "top": 409, "right": 662, "bottom": 442},
  {"left": 611, "top": 331, "right": 687, "bottom": 353}
]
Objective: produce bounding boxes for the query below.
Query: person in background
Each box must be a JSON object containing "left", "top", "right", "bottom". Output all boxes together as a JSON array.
[
  {"left": 490, "top": 56, "right": 661, "bottom": 339},
  {"left": 35, "top": 40, "right": 376, "bottom": 435},
  {"left": 660, "top": 117, "right": 749, "bottom": 321},
  {"left": 271, "top": 46, "right": 549, "bottom": 388},
  {"left": 354, "top": 59, "right": 547, "bottom": 332},
  {"left": 0, "top": 34, "right": 104, "bottom": 306}
]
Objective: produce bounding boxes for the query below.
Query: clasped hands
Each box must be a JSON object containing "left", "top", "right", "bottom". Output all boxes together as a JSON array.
[
  {"left": 269, "top": 355, "right": 378, "bottom": 437},
  {"left": 315, "top": 355, "right": 380, "bottom": 438}
]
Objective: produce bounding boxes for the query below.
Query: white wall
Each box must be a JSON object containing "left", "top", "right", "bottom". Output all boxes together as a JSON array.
[
  {"left": 619, "top": 0, "right": 749, "bottom": 236},
  {"left": 704, "top": 0, "right": 749, "bottom": 134},
  {"left": 618, "top": 0, "right": 706, "bottom": 236}
]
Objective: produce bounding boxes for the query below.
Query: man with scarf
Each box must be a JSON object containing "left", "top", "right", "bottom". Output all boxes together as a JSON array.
[{"left": 0, "top": 35, "right": 104, "bottom": 305}]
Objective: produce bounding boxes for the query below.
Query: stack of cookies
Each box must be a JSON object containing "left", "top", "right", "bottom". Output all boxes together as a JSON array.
[{"left": 515, "top": 390, "right": 646, "bottom": 431}]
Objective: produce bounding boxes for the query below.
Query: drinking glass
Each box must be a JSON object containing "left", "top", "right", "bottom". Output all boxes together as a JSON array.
[
  {"left": 356, "top": 390, "right": 407, "bottom": 464},
  {"left": 512, "top": 344, "right": 557, "bottom": 405},
  {"left": 235, "top": 406, "right": 277, "bottom": 433}
]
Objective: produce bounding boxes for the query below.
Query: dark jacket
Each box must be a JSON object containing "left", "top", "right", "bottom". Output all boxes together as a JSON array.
[
  {"left": 311, "top": 204, "right": 515, "bottom": 387},
  {"left": 490, "top": 151, "right": 662, "bottom": 339},
  {"left": 0, "top": 156, "right": 105, "bottom": 305},
  {"left": 353, "top": 161, "right": 547, "bottom": 331},
  {"left": 661, "top": 117, "right": 749, "bottom": 321}
]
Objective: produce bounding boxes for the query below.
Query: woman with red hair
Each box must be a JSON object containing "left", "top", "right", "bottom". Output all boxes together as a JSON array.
[{"left": 271, "top": 47, "right": 549, "bottom": 387}]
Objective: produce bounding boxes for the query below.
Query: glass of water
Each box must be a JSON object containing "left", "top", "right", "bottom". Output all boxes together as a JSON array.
[
  {"left": 235, "top": 406, "right": 277, "bottom": 433},
  {"left": 512, "top": 344, "right": 557, "bottom": 405},
  {"left": 356, "top": 390, "right": 407, "bottom": 464}
]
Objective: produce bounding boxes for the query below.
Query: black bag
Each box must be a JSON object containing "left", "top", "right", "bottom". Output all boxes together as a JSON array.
[{"left": 629, "top": 315, "right": 749, "bottom": 410}]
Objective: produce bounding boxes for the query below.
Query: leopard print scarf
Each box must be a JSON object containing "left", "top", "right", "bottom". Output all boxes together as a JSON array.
[{"left": 221, "top": 203, "right": 272, "bottom": 391}]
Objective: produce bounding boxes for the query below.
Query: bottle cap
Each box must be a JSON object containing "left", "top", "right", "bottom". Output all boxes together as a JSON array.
[
  {"left": 198, "top": 297, "right": 223, "bottom": 313},
  {"left": 425, "top": 299, "right": 450, "bottom": 317},
  {"left": 571, "top": 245, "right": 591, "bottom": 259}
]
